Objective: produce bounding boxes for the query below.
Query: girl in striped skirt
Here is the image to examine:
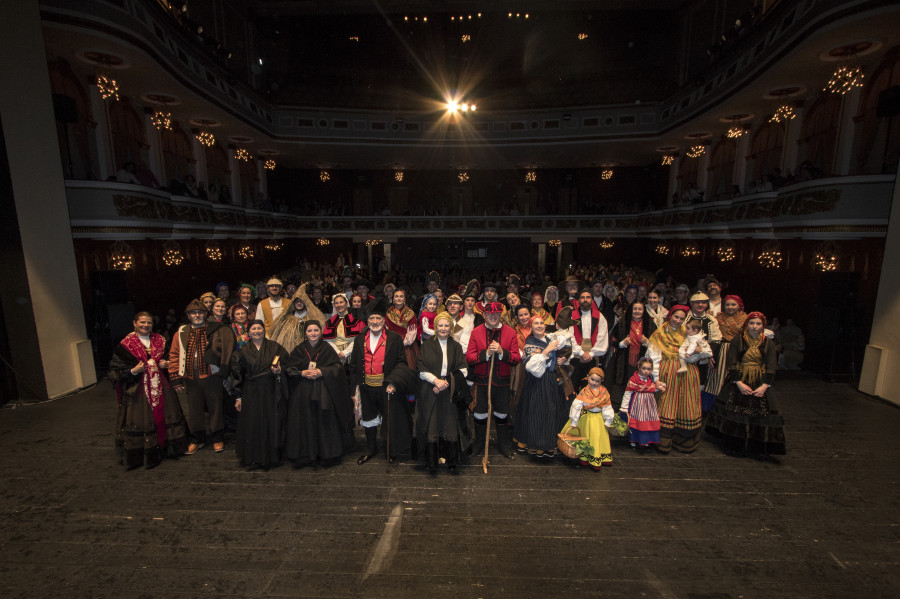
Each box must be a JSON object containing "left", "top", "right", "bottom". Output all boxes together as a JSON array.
[{"left": 619, "top": 357, "right": 665, "bottom": 448}]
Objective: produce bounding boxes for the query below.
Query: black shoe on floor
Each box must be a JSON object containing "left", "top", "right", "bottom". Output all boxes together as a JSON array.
[{"left": 357, "top": 453, "right": 378, "bottom": 465}]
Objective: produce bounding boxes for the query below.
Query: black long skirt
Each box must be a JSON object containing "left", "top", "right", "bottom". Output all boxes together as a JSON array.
[
  {"left": 705, "top": 381, "right": 786, "bottom": 455},
  {"left": 115, "top": 386, "right": 189, "bottom": 469},
  {"left": 235, "top": 377, "right": 283, "bottom": 468},
  {"left": 284, "top": 379, "right": 346, "bottom": 465}
]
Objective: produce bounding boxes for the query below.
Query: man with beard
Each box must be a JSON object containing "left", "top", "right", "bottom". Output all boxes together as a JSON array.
[
  {"left": 169, "top": 299, "right": 235, "bottom": 454},
  {"left": 351, "top": 298, "right": 414, "bottom": 464},
  {"left": 705, "top": 277, "right": 724, "bottom": 317},
  {"left": 255, "top": 277, "right": 287, "bottom": 332},
  {"left": 466, "top": 302, "right": 520, "bottom": 459},
  {"left": 570, "top": 289, "right": 610, "bottom": 385}
]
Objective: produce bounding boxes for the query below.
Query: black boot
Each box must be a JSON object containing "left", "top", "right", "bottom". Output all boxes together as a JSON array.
[
  {"left": 494, "top": 416, "right": 515, "bottom": 459},
  {"left": 357, "top": 427, "right": 378, "bottom": 465},
  {"left": 471, "top": 418, "right": 487, "bottom": 457}
]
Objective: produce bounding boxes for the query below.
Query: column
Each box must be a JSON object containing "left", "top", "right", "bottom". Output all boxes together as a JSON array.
[
  {"left": 555, "top": 243, "right": 563, "bottom": 278},
  {"left": 733, "top": 131, "right": 751, "bottom": 192},
  {"left": 537, "top": 243, "right": 546, "bottom": 275},
  {"left": 192, "top": 135, "right": 208, "bottom": 185},
  {"left": 0, "top": 0, "right": 96, "bottom": 398},
  {"left": 781, "top": 107, "right": 804, "bottom": 174},
  {"left": 667, "top": 156, "right": 681, "bottom": 206},
  {"left": 697, "top": 149, "right": 711, "bottom": 196},
  {"left": 143, "top": 112, "right": 164, "bottom": 185},
  {"left": 833, "top": 86, "right": 862, "bottom": 175},
  {"left": 229, "top": 152, "right": 241, "bottom": 205},
  {"left": 88, "top": 83, "right": 113, "bottom": 181},
  {"left": 257, "top": 159, "right": 268, "bottom": 199},
  {"left": 367, "top": 243, "right": 374, "bottom": 275},
  {"left": 860, "top": 158, "right": 900, "bottom": 404},
  {"left": 383, "top": 243, "right": 392, "bottom": 271}
]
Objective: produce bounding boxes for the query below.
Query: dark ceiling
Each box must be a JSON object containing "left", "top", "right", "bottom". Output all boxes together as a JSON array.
[{"left": 249, "top": 5, "right": 683, "bottom": 110}]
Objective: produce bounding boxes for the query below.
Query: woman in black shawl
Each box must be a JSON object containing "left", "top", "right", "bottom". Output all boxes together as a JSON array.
[
  {"left": 415, "top": 311, "right": 471, "bottom": 471},
  {"left": 230, "top": 320, "right": 288, "bottom": 470},
  {"left": 283, "top": 320, "right": 355, "bottom": 467},
  {"left": 609, "top": 301, "right": 657, "bottom": 399}
]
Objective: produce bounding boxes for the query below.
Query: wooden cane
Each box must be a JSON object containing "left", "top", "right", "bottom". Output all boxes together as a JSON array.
[
  {"left": 482, "top": 354, "right": 495, "bottom": 474},
  {"left": 386, "top": 388, "right": 392, "bottom": 472}
]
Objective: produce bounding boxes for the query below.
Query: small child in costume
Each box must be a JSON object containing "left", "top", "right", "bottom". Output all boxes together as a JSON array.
[
  {"left": 619, "top": 357, "right": 666, "bottom": 448},
  {"left": 418, "top": 294, "right": 438, "bottom": 343},
  {"left": 677, "top": 318, "right": 712, "bottom": 373},
  {"left": 561, "top": 367, "right": 615, "bottom": 469}
]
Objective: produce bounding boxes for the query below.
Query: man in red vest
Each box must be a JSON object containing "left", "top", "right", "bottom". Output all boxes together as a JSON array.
[
  {"left": 350, "top": 298, "right": 413, "bottom": 464},
  {"left": 570, "top": 288, "right": 610, "bottom": 385},
  {"left": 466, "top": 302, "right": 521, "bottom": 458}
]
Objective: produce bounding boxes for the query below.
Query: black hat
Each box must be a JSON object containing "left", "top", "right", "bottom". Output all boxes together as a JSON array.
[
  {"left": 366, "top": 296, "right": 388, "bottom": 318},
  {"left": 556, "top": 306, "right": 576, "bottom": 329},
  {"left": 426, "top": 270, "right": 441, "bottom": 285},
  {"left": 354, "top": 279, "right": 372, "bottom": 290},
  {"left": 461, "top": 279, "right": 481, "bottom": 299}
]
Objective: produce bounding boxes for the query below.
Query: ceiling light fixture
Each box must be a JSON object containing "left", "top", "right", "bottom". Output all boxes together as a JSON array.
[
  {"left": 769, "top": 105, "right": 796, "bottom": 123},
  {"left": 825, "top": 65, "right": 864, "bottom": 95}
]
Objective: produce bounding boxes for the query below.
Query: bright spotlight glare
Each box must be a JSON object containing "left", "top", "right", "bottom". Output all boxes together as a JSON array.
[
  {"left": 461, "top": 104, "right": 469, "bottom": 112},
  {"left": 470, "top": 104, "right": 476, "bottom": 111},
  {"left": 447, "top": 101, "right": 459, "bottom": 113}
]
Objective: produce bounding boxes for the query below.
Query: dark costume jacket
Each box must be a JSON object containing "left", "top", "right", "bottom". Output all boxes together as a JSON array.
[{"left": 349, "top": 328, "right": 416, "bottom": 395}]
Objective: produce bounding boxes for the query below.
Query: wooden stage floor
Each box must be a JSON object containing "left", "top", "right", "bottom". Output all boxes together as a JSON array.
[{"left": 1, "top": 373, "right": 898, "bottom": 598}]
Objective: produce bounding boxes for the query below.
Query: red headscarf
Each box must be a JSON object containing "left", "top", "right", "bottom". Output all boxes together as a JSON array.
[
  {"left": 744, "top": 311, "right": 767, "bottom": 328},
  {"left": 668, "top": 305, "right": 690, "bottom": 321},
  {"left": 723, "top": 294, "right": 744, "bottom": 310}
]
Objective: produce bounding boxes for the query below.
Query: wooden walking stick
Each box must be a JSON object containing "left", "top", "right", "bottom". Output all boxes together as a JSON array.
[
  {"left": 482, "top": 354, "right": 495, "bottom": 474},
  {"left": 386, "top": 388, "right": 392, "bottom": 472}
]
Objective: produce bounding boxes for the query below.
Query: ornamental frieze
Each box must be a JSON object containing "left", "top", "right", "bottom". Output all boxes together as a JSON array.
[{"left": 113, "top": 195, "right": 172, "bottom": 220}]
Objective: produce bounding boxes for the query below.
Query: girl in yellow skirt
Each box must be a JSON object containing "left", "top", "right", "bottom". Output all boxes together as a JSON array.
[{"left": 562, "top": 367, "right": 615, "bottom": 470}]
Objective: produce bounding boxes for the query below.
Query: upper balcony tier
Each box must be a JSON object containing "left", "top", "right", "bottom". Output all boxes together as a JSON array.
[{"left": 67, "top": 175, "right": 894, "bottom": 241}]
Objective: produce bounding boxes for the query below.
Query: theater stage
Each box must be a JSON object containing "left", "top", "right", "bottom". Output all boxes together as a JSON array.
[{"left": 1, "top": 374, "right": 898, "bottom": 598}]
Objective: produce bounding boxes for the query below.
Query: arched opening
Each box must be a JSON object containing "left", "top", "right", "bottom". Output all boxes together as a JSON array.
[
  {"left": 798, "top": 92, "right": 841, "bottom": 176},
  {"left": 854, "top": 46, "right": 900, "bottom": 174},
  {"left": 48, "top": 59, "right": 94, "bottom": 179},
  {"left": 708, "top": 136, "right": 736, "bottom": 199}
]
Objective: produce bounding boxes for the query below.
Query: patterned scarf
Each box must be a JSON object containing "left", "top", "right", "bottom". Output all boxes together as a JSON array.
[
  {"left": 648, "top": 323, "right": 685, "bottom": 360},
  {"left": 628, "top": 318, "right": 643, "bottom": 366},
  {"left": 717, "top": 311, "right": 747, "bottom": 341},
  {"left": 626, "top": 371, "right": 657, "bottom": 394},
  {"left": 120, "top": 332, "right": 167, "bottom": 447},
  {"left": 185, "top": 326, "right": 211, "bottom": 378},
  {"left": 740, "top": 331, "right": 765, "bottom": 385},
  {"left": 231, "top": 322, "right": 250, "bottom": 349},
  {"left": 387, "top": 304, "right": 415, "bottom": 327},
  {"left": 577, "top": 384, "right": 611, "bottom": 410}
]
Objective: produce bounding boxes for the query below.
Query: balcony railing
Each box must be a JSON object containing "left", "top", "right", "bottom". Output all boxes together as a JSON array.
[{"left": 67, "top": 175, "right": 894, "bottom": 241}]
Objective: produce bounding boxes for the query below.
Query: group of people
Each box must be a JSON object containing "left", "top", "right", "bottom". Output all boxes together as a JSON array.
[{"left": 110, "top": 269, "right": 787, "bottom": 473}]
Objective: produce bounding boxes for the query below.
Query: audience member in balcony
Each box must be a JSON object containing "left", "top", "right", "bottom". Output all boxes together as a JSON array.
[
  {"left": 731, "top": 184, "right": 742, "bottom": 198},
  {"left": 746, "top": 179, "right": 759, "bottom": 194},
  {"left": 759, "top": 175, "right": 774, "bottom": 192},
  {"left": 181, "top": 174, "right": 201, "bottom": 198},
  {"left": 219, "top": 185, "right": 232, "bottom": 204},
  {"left": 116, "top": 161, "right": 141, "bottom": 185},
  {"left": 135, "top": 161, "right": 160, "bottom": 189},
  {"left": 196, "top": 181, "right": 209, "bottom": 201}
]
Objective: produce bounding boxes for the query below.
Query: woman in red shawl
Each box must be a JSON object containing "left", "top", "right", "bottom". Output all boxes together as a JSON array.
[
  {"left": 610, "top": 300, "right": 657, "bottom": 391},
  {"left": 108, "top": 312, "right": 189, "bottom": 468}
]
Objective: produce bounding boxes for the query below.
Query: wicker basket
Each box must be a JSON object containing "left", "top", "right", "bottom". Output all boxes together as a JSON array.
[{"left": 557, "top": 426, "right": 586, "bottom": 459}]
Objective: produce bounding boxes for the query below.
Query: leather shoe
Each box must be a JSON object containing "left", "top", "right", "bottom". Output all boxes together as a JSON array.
[
  {"left": 357, "top": 453, "right": 377, "bottom": 465},
  {"left": 213, "top": 442, "right": 225, "bottom": 453},
  {"left": 185, "top": 442, "right": 204, "bottom": 455}
]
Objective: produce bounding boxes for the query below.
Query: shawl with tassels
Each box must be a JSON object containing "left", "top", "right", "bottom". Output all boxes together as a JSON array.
[
  {"left": 118, "top": 332, "right": 168, "bottom": 447},
  {"left": 717, "top": 311, "right": 748, "bottom": 341},
  {"left": 648, "top": 323, "right": 685, "bottom": 360}
]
